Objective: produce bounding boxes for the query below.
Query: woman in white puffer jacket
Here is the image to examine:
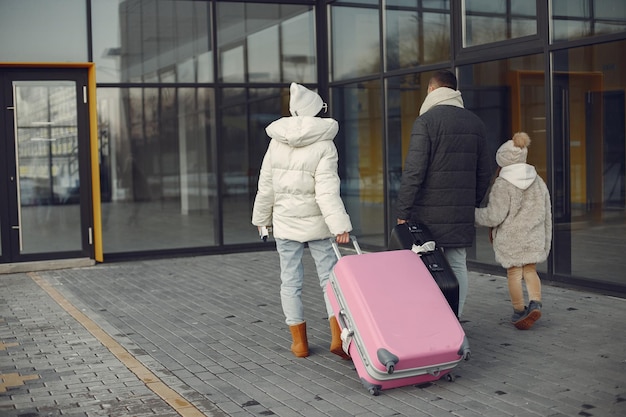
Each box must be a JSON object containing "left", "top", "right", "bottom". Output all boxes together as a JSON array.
[{"left": 252, "top": 83, "right": 352, "bottom": 359}]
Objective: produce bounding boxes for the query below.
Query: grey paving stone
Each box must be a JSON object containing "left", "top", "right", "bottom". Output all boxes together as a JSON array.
[{"left": 2, "top": 252, "right": 626, "bottom": 417}]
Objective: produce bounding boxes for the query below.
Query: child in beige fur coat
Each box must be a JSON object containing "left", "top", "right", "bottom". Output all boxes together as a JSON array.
[{"left": 475, "top": 132, "right": 552, "bottom": 330}]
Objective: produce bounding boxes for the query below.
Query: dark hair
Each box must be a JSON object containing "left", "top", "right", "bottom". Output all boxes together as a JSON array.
[{"left": 430, "top": 70, "right": 457, "bottom": 90}]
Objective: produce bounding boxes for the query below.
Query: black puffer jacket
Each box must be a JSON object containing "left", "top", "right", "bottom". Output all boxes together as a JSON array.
[{"left": 395, "top": 105, "right": 492, "bottom": 247}]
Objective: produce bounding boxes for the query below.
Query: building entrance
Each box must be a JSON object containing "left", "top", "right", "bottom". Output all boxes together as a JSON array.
[{"left": 0, "top": 67, "right": 94, "bottom": 264}]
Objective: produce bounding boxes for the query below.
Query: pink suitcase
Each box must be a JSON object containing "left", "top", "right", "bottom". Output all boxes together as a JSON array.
[{"left": 327, "top": 238, "right": 470, "bottom": 395}]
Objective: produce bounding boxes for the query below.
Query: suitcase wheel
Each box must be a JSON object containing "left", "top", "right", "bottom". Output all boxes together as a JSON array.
[
  {"left": 377, "top": 348, "right": 399, "bottom": 374},
  {"left": 458, "top": 337, "right": 471, "bottom": 361},
  {"left": 360, "top": 379, "right": 382, "bottom": 396}
]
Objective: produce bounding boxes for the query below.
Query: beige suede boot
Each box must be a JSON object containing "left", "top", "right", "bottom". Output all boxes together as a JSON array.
[
  {"left": 289, "top": 322, "right": 309, "bottom": 357},
  {"left": 329, "top": 316, "right": 350, "bottom": 360}
]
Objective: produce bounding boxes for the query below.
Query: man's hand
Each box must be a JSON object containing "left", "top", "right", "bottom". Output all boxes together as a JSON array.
[
  {"left": 335, "top": 232, "right": 350, "bottom": 244},
  {"left": 397, "top": 219, "right": 407, "bottom": 225}
]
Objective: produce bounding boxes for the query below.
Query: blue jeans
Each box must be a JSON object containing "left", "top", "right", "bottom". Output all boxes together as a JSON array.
[
  {"left": 442, "top": 247, "right": 468, "bottom": 317},
  {"left": 275, "top": 238, "right": 337, "bottom": 325}
]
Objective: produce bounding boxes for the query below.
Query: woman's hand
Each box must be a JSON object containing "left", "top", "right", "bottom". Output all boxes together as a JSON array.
[{"left": 335, "top": 232, "right": 350, "bottom": 244}]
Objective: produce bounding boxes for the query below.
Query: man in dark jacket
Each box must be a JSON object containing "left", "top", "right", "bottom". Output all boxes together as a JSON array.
[{"left": 396, "top": 70, "right": 492, "bottom": 318}]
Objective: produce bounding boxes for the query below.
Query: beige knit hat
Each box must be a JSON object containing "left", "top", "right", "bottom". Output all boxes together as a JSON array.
[
  {"left": 289, "top": 82, "right": 324, "bottom": 117},
  {"left": 496, "top": 132, "right": 531, "bottom": 167}
]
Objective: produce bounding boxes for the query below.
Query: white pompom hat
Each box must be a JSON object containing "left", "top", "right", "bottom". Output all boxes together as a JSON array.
[
  {"left": 496, "top": 132, "right": 531, "bottom": 167},
  {"left": 289, "top": 82, "right": 324, "bottom": 117}
]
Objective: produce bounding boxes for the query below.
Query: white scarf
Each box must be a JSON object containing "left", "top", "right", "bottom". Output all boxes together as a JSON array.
[{"left": 419, "top": 87, "right": 464, "bottom": 115}]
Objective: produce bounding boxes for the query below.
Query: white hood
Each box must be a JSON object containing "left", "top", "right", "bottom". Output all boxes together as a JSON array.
[
  {"left": 265, "top": 116, "right": 338, "bottom": 147},
  {"left": 499, "top": 163, "right": 537, "bottom": 190}
]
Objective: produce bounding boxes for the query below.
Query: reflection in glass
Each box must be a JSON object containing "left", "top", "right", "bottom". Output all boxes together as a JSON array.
[
  {"left": 386, "top": 72, "right": 431, "bottom": 228},
  {"left": 457, "top": 55, "right": 546, "bottom": 269},
  {"left": 331, "top": 5, "right": 380, "bottom": 81},
  {"left": 0, "top": 0, "right": 87, "bottom": 62},
  {"left": 15, "top": 81, "right": 82, "bottom": 254},
  {"left": 93, "top": 0, "right": 213, "bottom": 83},
  {"left": 387, "top": 0, "right": 449, "bottom": 6},
  {"left": 551, "top": 0, "right": 626, "bottom": 42},
  {"left": 332, "top": 81, "right": 385, "bottom": 247},
  {"left": 281, "top": 11, "right": 316, "bottom": 83},
  {"left": 98, "top": 87, "right": 217, "bottom": 253},
  {"left": 334, "top": 0, "right": 378, "bottom": 4},
  {"left": 219, "top": 88, "right": 281, "bottom": 244},
  {"left": 220, "top": 46, "right": 246, "bottom": 83},
  {"left": 248, "top": 26, "right": 280, "bottom": 82},
  {"left": 463, "top": 0, "right": 537, "bottom": 47},
  {"left": 385, "top": 3, "right": 450, "bottom": 70},
  {"left": 220, "top": 91, "right": 249, "bottom": 244},
  {"left": 217, "top": 3, "right": 315, "bottom": 83},
  {"left": 552, "top": 40, "right": 626, "bottom": 286}
]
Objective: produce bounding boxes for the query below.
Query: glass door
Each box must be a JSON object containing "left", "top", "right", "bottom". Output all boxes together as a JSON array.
[{"left": 0, "top": 68, "right": 93, "bottom": 263}]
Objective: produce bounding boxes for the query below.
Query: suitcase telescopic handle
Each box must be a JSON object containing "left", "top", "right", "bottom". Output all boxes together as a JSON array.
[
  {"left": 336, "top": 310, "right": 354, "bottom": 354},
  {"left": 336, "top": 309, "right": 350, "bottom": 331},
  {"left": 330, "top": 235, "right": 362, "bottom": 259}
]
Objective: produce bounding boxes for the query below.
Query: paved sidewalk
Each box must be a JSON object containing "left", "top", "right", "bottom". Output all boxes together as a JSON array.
[{"left": 1, "top": 249, "right": 626, "bottom": 417}]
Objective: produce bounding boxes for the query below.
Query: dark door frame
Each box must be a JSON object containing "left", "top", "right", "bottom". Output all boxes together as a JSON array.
[{"left": 0, "top": 63, "right": 102, "bottom": 264}]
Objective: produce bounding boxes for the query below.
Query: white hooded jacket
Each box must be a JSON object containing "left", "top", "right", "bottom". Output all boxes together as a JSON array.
[{"left": 252, "top": 115, "right": 352, "bottom": 242}]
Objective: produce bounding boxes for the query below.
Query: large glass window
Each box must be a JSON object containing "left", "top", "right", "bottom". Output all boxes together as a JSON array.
[
  {"left": 463, "top": 0, "right": 537, "bottom": 47},
  {"left": 97, "top": 87, "right": 217, "bottom": 253},
  {"left": 552, "top": 40, "right": 626, "bottom": 287},
  {"left": 248, "top": 25, "right": 280, "bottom": 82},
  {"left": 457, "top": 55, "right": 546, "bottom": 269},
  {"left": 96, "top": 0, "right": 212, "bottom": 84},
  {"left": 385, "top": 1, "right": 451, "bottom": 70},
  {"left": 334, "top": 0, "right": 378, "bottom": 4},
  {"left": 280, "top": 11, "right": 317, "bottom": 84},
  {"left": 13, "top": 81, "right": 83, "bottom": 254},
  {"left": 330, "top": 5, "right": 380, "bottom": 81},
  {"left": 332, "top": 81, "right": 385, "bottom": 247},
  {"left": 0, "top": 0, "right": 87, "bottom": 62},
  {"left": 386, "top": 72, "right": 432, "bottom": 230},
  {"left": 216, "top": 3, "right": 316, "bottom": 83},
  {"left": 220, "top": 88, "right": 283, "bottom": 244},
  {"left": 551, "top": 0, "right": 626, "bottom": 43}
]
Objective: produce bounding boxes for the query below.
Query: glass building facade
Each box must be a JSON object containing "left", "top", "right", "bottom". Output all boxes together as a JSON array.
[{"left": 1, "top": 0, "right": 625, "bottom": 295}]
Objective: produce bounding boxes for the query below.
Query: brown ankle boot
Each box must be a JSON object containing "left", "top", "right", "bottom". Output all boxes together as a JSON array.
[
  {"left": 329, "top": 316, "right": 350, "bottom": 360},
  {"left": 289, "top": 322, "right": 309, "bottom": 357}
]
